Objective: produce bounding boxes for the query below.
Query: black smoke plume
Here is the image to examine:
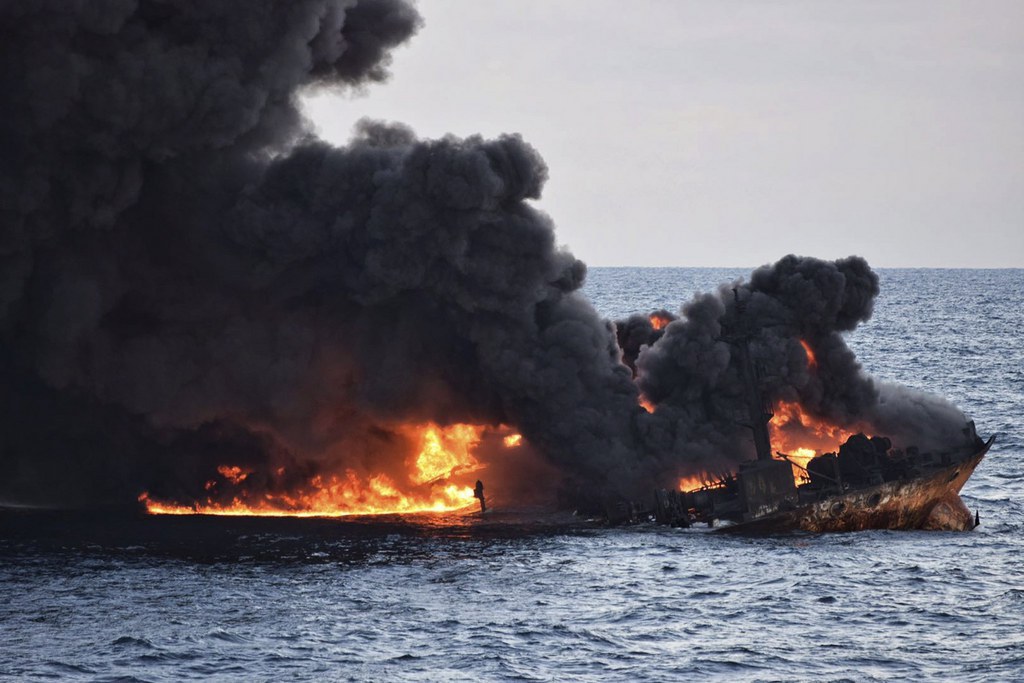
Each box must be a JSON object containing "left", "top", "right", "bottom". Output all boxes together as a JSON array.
[
  {"left": 0, "top": 1, "right": 972, "bottom": 509},
  {"left": 627, "top": 255, "right": 970, "bottom": 484}
]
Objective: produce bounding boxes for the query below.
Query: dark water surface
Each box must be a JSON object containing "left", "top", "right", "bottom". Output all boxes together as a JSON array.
[{"left": 2, "top": 268, "right": 1023, "bottom": 682}]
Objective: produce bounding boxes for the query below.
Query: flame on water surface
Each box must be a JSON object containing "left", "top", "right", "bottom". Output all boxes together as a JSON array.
[{"left": 139, "top": 423, "right": 510, "bottom": 518}]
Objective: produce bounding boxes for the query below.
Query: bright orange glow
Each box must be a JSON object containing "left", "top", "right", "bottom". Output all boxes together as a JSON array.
[
  {"left": 799, "top": 339, "right": 817, "bottom": 368},
  {"left": 679, "top": 475, "right": 705, "bottom": 492},
  {"left": 503, "top": 433, "right": 523, "bottom": 448},
  {"left": 639, "top": 395, "right": 655, "bottom": 413},
  {"left": 787, "top": 447, "right": 817, "bottom": 468},
  {"left": 649, "top": 312, "right": 673, "bottom": 330},
  {"left": 779, "top": 447, "right": 817, "bottom": 481},
  {"left": 408, "top": 423, "right": 482, "bottom": 484},
  {"left": 770, "top": 401, "right": 862, "bottom": 480},
  {"left": 217, "top": 465, "right": 249, "bottom": 484},
  {"left": 678, "top": 474, "right": 726, "bottom": 492},
  {"left": 140, "top": 423, "right": 491, "bottom": 518}
]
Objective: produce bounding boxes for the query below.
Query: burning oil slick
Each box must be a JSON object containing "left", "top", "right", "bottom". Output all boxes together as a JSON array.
[{"left": 0, "top": 1, "right": 976, "bottom": 518}]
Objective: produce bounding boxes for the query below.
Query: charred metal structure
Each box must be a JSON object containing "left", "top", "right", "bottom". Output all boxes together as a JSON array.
[
  {"left": 652, "top": 424, "right": 991, "bottom": 533},
  {"left": 644, "top": 291, "right": 993, "bottom": 534}
]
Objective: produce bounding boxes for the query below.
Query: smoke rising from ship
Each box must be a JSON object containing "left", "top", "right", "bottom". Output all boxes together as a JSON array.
[
  {"left": 0, "top": 1, "right": 971, "bottom": 509},
  {"left": 627, "top": 255, "right": 970, "bottom": 483}
]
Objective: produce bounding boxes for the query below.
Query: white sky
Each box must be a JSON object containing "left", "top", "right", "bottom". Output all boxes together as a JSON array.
[{"left": 304, "top": 0, "right": 1024, "bottom": 268}]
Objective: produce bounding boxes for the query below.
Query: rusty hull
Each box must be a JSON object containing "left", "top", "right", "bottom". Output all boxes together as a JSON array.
[{"left": 717, "top": 442, "right": 990, "bottom": 535}]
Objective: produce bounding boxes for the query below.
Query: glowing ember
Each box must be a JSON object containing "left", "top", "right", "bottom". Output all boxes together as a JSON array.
[
  {"left": 639, "top": 395, "right": 655, "bottom": 413},
  {"left": 140, "top": 423, "right": 489, "bottom": 518},
  {"left": 503, "top": 433, "right": 523, "bottom": 448},
  {"left": 799, "top": 339, "right": 817, "bottom": 368},
  {"left": 649, "top": 312, "right": 673, "bottom": 330}
]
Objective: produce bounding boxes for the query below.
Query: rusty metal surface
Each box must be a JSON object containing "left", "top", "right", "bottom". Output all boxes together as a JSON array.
[
  {"left": 717, "top": 444, "right": 989, "bottom": 535},
  {"left": 922, "top": 491, "right": 974, "bottom": 531}
]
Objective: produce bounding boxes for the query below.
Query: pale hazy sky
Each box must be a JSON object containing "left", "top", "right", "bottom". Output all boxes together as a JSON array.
[{"left": 304, "top": 1, "right": 1024, "bottom": 268}]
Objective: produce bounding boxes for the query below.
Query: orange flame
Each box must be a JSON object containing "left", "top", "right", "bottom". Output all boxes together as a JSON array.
[
  {"left": 779, "top": 447, "right": 817, "bottom": 481},
  {"left": 649, "top": 312, "right": 673, "bottom": 330},
  {"left": 503, "top": 433, "right": 523, "bottom": 448},
  {"left": 769, "top": 401, "right": 860, "bottom": 480},
  {"left": 409, "top": 423, "right": 482, "bottom": 484},
  {"left": 139, "top": 423, "right": 495, "bottom": 518},
  {"left": 639, "top": 395, "right": 655, "bottom": 413},
  {"left": 216, "top": 465, "right": 249, "bottom": 484},
  {"left": 679, "top": 475, "right": 707, "bottom": 492},
  {"left": 799, "top": 339, "right": 817, "bottom": 368}
]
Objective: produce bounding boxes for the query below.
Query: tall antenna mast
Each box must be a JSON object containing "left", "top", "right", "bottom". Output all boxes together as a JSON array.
[{"left": 729, "top": 288, "right": 774, "bottom": 461}]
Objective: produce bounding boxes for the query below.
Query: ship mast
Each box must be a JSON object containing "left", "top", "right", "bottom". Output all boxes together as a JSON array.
[{"left": 729, "top": 288, "right": 774, "bottom": 461}]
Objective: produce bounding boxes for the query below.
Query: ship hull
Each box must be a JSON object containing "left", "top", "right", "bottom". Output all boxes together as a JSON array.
[{"left": 717, "top": 444, "right": 989, "bottom": 535}]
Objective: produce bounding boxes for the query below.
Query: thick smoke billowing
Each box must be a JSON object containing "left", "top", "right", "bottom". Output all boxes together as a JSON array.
[
  {"left": 0, "top": 1, "right": 971, "bottom": 509},
  {"left": 628, "top": 255, "right": 969, "bottom": 484}
]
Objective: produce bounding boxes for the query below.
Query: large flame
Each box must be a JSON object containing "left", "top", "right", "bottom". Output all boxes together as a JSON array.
[
  {"left": 408, "top": 423, "right": 483, "bottom": 484},
  {"left": 676, "top": 401, "right": 864, "bottom": 491},
  {"left": 769, "top": 401, "right": 860, "bottom": 479},
  {"left": 139, "top": 423, "right": 508, "bottom": 518}
]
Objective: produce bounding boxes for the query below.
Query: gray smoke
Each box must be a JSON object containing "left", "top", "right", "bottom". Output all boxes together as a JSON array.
[{"left": 0, "top": 2, "right": 972, "bottom": 509}]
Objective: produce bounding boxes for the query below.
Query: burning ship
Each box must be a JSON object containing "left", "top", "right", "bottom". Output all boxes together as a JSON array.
[
  {"left": 0, "top": 4, "right": 994, "bottom": 531},
  {"left": 646, "top": 291, "right": 993, "bottom": 534},
  {"left": 652, "top": 421, "right": 992, "bottom": 534}
]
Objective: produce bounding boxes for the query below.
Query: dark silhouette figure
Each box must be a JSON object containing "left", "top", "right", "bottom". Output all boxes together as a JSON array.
[{"left": 473, "top": 480, "right": 486, "bottom": 513}]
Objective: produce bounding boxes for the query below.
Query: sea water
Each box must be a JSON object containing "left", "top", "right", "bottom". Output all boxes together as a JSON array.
[{"left": 2, "top": 268, "right": 1022, "bottom": 682}]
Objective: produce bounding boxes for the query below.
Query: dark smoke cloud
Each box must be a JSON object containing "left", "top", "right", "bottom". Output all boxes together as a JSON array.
[
  {"left": 0, "top": 0, "right": 647, "bottom": 506},
  {"left": 614, "top": 309, "right": 674, "bottom": 375},
  {"left": 0, "top": 2, "right": 973, "bottom": 509},
  {"left": 0, "top": 0, "right": 428, "bottom": 504},
  {"left": 632, "top": 255, "right": 970, "bottom": 482}
]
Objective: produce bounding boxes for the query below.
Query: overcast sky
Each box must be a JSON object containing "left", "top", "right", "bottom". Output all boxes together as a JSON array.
[{"left": 304, "top": 1, "right": 1024, "bottom": 268}]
